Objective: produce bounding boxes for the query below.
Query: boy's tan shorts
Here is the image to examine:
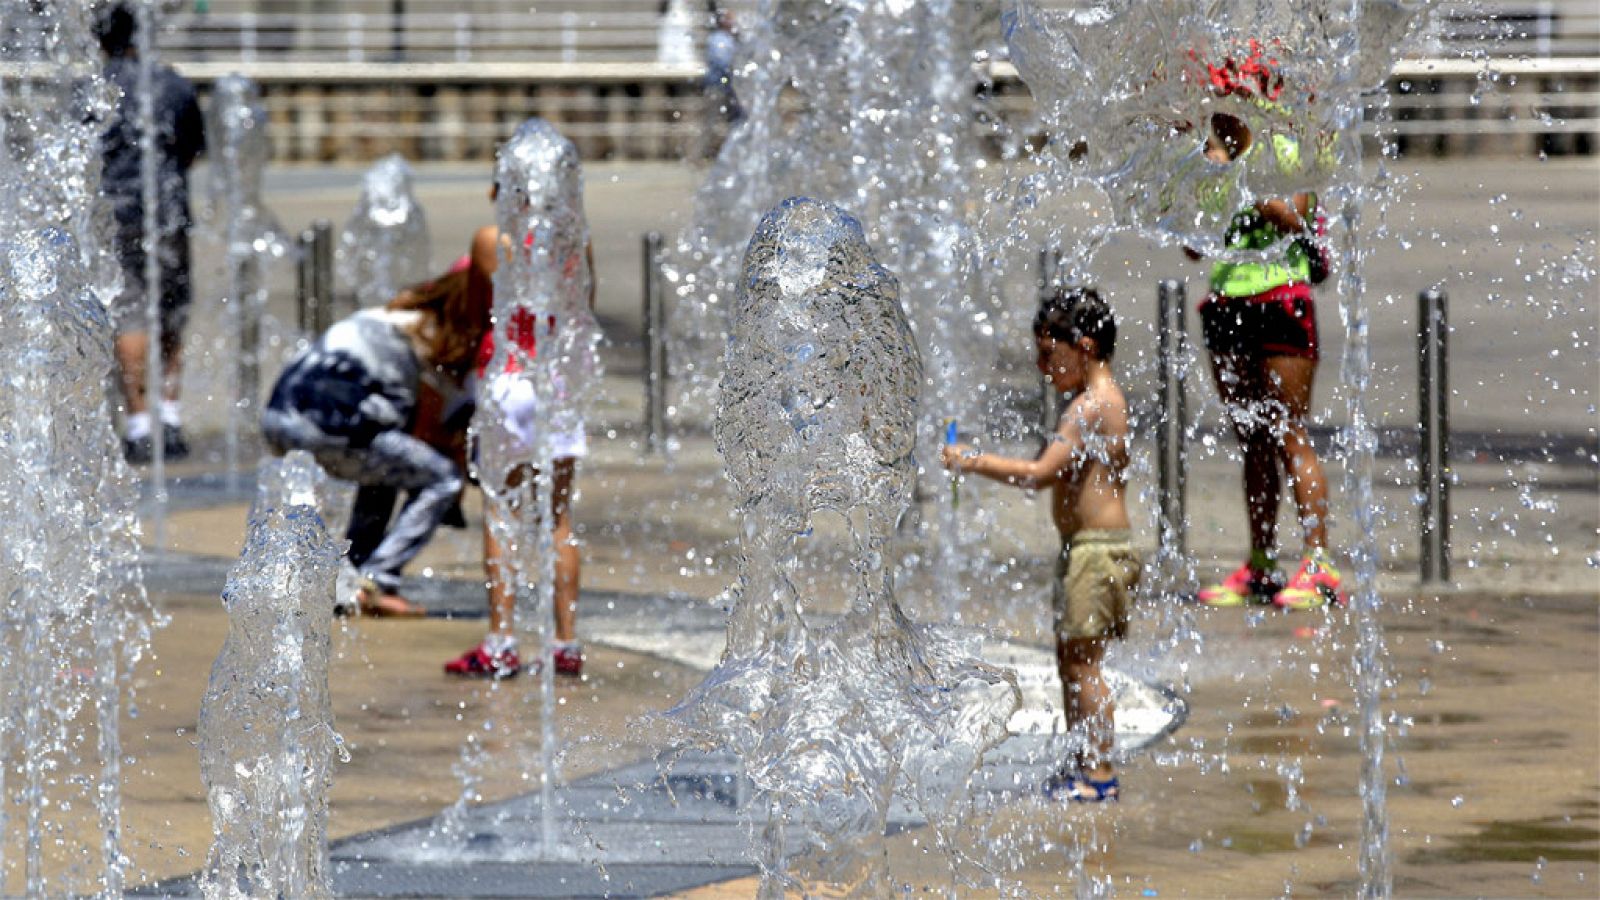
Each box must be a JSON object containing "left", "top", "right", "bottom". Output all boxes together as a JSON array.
[{"left": 1052, "top": 530, "right": 1141, "bottom": 641}]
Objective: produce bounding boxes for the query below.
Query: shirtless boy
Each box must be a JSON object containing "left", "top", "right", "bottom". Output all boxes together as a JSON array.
[{"left": 941, "top": 287, "right": 1139, "bottom": 802}]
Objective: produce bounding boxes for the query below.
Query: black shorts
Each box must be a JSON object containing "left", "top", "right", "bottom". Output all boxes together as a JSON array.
[
  {"left": 1200, "top": 288, "right": 1319, "bottom": 361},
  {"left": 111, "top": 219, "right": 193, "bottom": 341}
]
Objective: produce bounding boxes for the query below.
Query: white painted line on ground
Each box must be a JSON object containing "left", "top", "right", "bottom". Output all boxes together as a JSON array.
[{"left": 588, "top": 626, "right": 1181, "bottom": 754}]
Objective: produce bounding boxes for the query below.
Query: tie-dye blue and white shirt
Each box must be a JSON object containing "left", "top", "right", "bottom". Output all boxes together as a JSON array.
[{"left": 266, "top": 310, "right": 423, "bottom": 446}]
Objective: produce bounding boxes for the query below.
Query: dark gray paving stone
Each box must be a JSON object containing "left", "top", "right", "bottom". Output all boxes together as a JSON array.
[
  {"left": 140, "top": 471, "right": 260, "bottom": 512},
  {"left": 131, "top": 681, "right": 1183, "bottom": 898},
  {"left": 328, "top": 861, "right": 759, "bottom": 898},
  {"left": 137, "top": 545, "right": 704, "bottom": 625},
  {"left": 138, "top": 862, "right": 757, "bottom": 899},
  {"left": 315, "top": 724, "right": 1202, "bottom": 897}
]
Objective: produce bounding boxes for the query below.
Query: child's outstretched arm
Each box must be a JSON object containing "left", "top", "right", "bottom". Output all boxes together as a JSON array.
[{"left": 939, "top": 400, "right": 1095, "bottom": 491}]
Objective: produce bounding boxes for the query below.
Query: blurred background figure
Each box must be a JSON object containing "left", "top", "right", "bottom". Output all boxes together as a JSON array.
[
  {"left": 704, "top": 4, "right": 743, "bottom": 125},
  {"left": 96, "top": 3, "right": 206, "bottom": 463}
]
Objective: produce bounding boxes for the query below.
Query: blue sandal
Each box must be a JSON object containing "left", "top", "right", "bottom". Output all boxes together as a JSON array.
[{"left": 1041, "top": 770, "right": 1120, "bottom": 803}]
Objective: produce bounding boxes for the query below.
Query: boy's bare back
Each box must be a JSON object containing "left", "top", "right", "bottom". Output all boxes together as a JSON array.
[{"left": 1050, "top": 376, "right": 1132, "bottom": 539}]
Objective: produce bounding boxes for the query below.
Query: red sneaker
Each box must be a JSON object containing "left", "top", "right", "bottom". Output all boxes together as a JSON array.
[
  {"left": 508, "top": 643, "right": 584, "bottom": 678},
  {"left": 552, "top": 643, "right": 583, "bottom": 677},
  {"left": 443, "top": 642, "right": 521, "bottom": 679}
]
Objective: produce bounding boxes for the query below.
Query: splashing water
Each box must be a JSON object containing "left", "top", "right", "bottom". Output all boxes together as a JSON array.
[
  {"left": 199, "top": 450, "right": 344, "bottom": 899},
  {"left": 467, "top": 117, "right": 601, "bottom": 859},
  {"left": 1001, "top": 0, "right": 1428, "bottom": 261},
  {"left": 669, "top": 0, "right": 1006, "bottom": 617},
  {"left": 479, "top": 118, "right": 600, "bottom": 489},
  {"left": 1001, "top": 2, "right": 1434, "bottom": 895},
  {"left": 131, "top": 0, "right": 171, "bottom": 542},
  {"left": 0, "top": 2, "right": 153, "bottom": 893},
  {"left": 204, "top": 74, "right": 284, "bottom": 487},
  {"left": 204, "top": 74, "right": 279, "bottom": 260},
  {"left": 337, "top": 153, "right": 431, "bottom": 309},
  {"left": 664, "top": 197, "right": 1018, "bottom": 894}
]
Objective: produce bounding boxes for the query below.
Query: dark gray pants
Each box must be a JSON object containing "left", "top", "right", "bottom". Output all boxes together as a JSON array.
[{"left": 263, "top": 409, "right": 461, "bottom": 593}]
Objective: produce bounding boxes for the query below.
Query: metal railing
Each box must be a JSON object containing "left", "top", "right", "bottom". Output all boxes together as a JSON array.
[
  {"left": 153, "top": 55, "right": 1599, "bottom": 164},
  {"left": 160, "top": 0, "right": 736, "bottom": 63},
  {"left": 149, "top": 0, "right": 1600, "bottom": 66},
  {"left": 242, "top": 80, "right": 707, "bottom": 162}
]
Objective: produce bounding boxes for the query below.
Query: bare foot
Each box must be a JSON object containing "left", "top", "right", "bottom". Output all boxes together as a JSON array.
[{"left": 357, "top": 582, "right": 426, "bottom": 618}]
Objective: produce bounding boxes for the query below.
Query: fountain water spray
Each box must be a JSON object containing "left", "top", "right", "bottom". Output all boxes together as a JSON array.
[
  {"left": 0, "top": 3, "right": 153, "bottom": 892},
  {"left": 0, "top": 231, "right": 152, "bottom": 895},
  {"left": 468, "top": 117, "right": 601, "bottom": 858},
  {"left": 1000, "top": 0, "right": 1426, "bottom": 259},
  {"left": 669, "top": 0, "right": 1005, "bottom": 617},
  {"left": 198, "top": 450, "right": 344, "bottom": 899},
  {"left": 337, "top": 152, "right": 431, "bottom": 309},
  {"left": 1001, "top": 1, "right": 1432, "bottom": 893},
  {"left": 666, "top": 197, "right": 1018, "bottom": 894},
  {"left": 132, "top": 0, "right": 170, "bottom": 543},
  {"left": 204, "top": 74, "right": 283, "bottom": 490}
]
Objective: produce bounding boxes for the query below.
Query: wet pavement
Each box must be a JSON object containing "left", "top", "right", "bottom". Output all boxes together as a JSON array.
[{"left": 101, "top": 424, "right": 1597, "bottom": 897}]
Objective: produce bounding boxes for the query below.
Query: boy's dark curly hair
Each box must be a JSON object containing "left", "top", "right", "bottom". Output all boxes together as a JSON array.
[{"left": 1034, "top": 286, "right": 1116, "bottom": 360}]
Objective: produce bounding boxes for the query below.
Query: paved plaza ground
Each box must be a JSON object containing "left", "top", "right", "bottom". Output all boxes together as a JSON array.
[{"left": 72, "top": 158, "right": 1600, "bottom": 895}]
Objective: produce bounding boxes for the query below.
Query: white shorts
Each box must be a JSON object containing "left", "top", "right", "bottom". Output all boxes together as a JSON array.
[{"left": 482, "top": 373, "right": 587, "bottom": 463}]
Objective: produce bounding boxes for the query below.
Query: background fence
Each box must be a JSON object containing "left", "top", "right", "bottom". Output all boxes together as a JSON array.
[
  {"left": 140, "top": 0, "right": 1600, "bottom": 161},
  {"left": 158, "top": 1, "right": 1600, "bottom": 64}
]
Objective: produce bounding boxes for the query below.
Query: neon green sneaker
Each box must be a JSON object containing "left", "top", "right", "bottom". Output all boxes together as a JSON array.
[
  {"left": 1273, "top": 551, "right": 1346, "bottom": 610},
  {"left": 1197, "top": 561, "right": 1284, "bottom": 607}
]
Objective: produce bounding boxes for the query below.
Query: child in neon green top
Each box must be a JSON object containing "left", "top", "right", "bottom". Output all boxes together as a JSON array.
[{"left": 1188, "top": 109, "right": 1343, "bottom": 611}]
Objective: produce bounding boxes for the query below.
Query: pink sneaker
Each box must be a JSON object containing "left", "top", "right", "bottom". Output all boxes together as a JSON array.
[
  {"left": 1273, "top": 551, "right": 1346, "bottom": 610},
  {"left": 1197, "top": 561, "right": 1284, "bottom": 607},
  {"left": 443, "top": 642, "right": 521, "bottom": 679}
]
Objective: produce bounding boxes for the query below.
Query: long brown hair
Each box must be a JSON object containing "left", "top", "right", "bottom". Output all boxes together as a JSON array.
[{"left": 387, "top": 269, "right": 490, "bottom": 376}]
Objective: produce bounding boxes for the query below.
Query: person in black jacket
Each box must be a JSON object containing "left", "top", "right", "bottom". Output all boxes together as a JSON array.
[{"left": 96, "top": 4, "right": 205, "bottom": 462}]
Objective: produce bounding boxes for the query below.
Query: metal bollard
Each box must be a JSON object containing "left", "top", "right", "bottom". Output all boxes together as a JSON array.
[
  {"left": 1418, "top": 288, "right": 1451, "bottom": 583},
  {"left": 236, "top": 254, "right": 263, "bottom": 415},
  {"left": 312, "top": 220, "right": 335, "bottom": 332},
  {"left": 296, "top": 221, "right": 337, "bottom": 335},
  {"left": 227, "top": 248, "right": 264, "bottom": 492},
  {"left": 642, "top": 232, "right": 668, "bottom": 453},
  {"left": 1037, "top": 247, "right": 1064, "bottom": 438},
  {"left": 1156, "top": 279, "right": 1190, "bottom": 562},
  {"left": 1037, "top": 247, "right": 1061, "bottom": 293},
  {"left": 296, "top": 228, "right": 316, "bottom": 333}
]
